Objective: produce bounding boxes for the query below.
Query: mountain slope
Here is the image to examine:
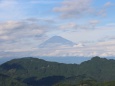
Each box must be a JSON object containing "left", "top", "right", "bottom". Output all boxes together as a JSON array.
[
  {"left": 0, "top": 57, "right": 79, "bottom": 80},
  {"left": 0, "top": 56, "right": 115, "bottom": 86},
  {"left": 39, "top": 36, "right": 75, "bottom": 48},
  {"left": 79, "top": 57, "right": 115, "bottom": 81},
  {"left": 0, "top": 73, "right": 27, "bottom": 86}
]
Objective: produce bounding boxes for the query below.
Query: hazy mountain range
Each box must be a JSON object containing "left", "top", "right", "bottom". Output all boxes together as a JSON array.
[
  {"left": 0, "top": 35, "right": 115, "bottom": 58},
  {"left": 39, "top": 36, "right": 76, "bottom": 48}
]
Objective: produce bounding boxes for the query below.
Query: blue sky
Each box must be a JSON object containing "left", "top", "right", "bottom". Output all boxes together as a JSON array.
[{"left": 0, "top": 0, "right": 115, "bottom": 58}]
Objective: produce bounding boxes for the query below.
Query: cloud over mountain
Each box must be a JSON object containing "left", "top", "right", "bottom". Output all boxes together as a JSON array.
[{"left": 0, "top": 0, "right": 115, "bottom": 58}]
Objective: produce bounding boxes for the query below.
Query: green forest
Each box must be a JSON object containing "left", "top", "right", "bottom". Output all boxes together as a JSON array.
[{"left": 0, "top": 56, "right": 115, "bottom": 86}]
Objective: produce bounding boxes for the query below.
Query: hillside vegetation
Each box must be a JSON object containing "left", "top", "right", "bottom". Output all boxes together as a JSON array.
[{"left": 0, "top": 56, "right": 115, "bottom": 86}]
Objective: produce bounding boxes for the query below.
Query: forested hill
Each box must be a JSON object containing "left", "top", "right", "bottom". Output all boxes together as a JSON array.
[{"left": 0, "top": 56, "right": 115, "bottom": 86}]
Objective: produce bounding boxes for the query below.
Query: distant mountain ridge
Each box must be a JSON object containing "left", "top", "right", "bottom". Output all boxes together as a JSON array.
[{"left": 39, "top": 36, "right": 75, "bottom": 48}]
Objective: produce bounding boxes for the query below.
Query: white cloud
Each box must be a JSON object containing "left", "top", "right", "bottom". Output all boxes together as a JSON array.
[
  {"left": 53, "top": 0, "right": 92, "bottom": 19},
  {"left": 0, "top": 21, "right": 45, "bottom": 41},
  {"left": 96, "top": 9, "right": 106, "bottom": 17},
  {"left": 96, "top": 1, "right": 113, "bottom": 17},
  {"left": 89, "top": 20, "right": 100, "bottom": 29},
  {"left": 73, "top": 43, "right": 84, "bottom": 48},
  {"left": 0, "top": 19, "right": 56, "bottom": 56},
  {"left": 89, "top": 20, "right": 100, "bottom": 25},
  {"left": 0, "top": 0, "right": 115, "bottom": 58},
  {"left": 0, "top": 35, "right": 115, "bottom": 58},
  {"left": 53, "top": 0, "right": 113, "bottom": 19},
  {"left": 59, "top": 22, "right": 77, "bottom": 30},
  {"left": 104, "top": 2, "right": 112, "bottom": 7},
  {"left": 31, "top": 39, "right": 115, "bottom": 57}
]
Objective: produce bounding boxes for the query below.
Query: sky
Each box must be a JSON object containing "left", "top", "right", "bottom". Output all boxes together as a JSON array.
[{"left": 0, "top": 0, "right": 115, "bottom": 58}]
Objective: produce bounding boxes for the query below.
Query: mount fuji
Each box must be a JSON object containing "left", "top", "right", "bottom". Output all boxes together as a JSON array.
[{"left": 39, "top": 36, "right": 75, "bottom": 48}]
